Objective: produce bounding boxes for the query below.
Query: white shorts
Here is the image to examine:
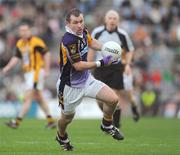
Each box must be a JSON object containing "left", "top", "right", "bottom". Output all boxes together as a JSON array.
[
  {"left": 24, "top": 69, "right": 45, "bottom": 91},
  {"left": 123, "top": 73, "right": 133, "bottom": 91},
  {"left": 56, "top": 75, "right": 105, "bottom": 115}
]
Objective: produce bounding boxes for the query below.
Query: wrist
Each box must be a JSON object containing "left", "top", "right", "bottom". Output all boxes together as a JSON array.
[
  {"left": 95, "top": 61, "right": 101, "bottom": 67},
  {"left": 96, "top": 59, "right": 105, "bottom": 67},
  {"left": 126, "top": 62, "right": 132, "bottom": 66}
]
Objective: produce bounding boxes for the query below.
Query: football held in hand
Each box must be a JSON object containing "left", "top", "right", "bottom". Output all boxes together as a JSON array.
[{"left": 102, "top": 41, "right": 122, "bottom": 60}]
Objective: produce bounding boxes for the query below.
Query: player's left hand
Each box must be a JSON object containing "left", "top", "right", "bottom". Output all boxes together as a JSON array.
[{"left": 101, "top": 55, "right": 113, "bottom": 66}]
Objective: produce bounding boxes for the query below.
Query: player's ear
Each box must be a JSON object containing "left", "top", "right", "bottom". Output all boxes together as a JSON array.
[
  {"left": 65, "top": 20, "right": 70, "bottom": 26},
  {"left": 65, "top": 20, "right": 68, "bottom": 25}
]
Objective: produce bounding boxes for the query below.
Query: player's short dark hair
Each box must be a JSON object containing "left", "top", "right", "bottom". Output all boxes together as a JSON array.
[
  {"left": 66, "top": 8, "right": 82, "bottom": 22},
  {"left": 20, "top": 23, "right": 29, "bottom": 27},
  {"left": 19, "top": 22, "right": 31, "bottom": 28}
]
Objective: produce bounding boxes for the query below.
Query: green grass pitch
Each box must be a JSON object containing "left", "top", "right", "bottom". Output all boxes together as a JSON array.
[{"left": 0, "top": 117, "right": 179, "bottom": 155}]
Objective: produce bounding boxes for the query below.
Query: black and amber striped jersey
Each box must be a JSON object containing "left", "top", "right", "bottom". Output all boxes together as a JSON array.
[
  {"left": 59, "top": 29, "right": 92, "bottom": 88},
  {"left": 14, "top": 36, "right": 48, "bottom": 73}
]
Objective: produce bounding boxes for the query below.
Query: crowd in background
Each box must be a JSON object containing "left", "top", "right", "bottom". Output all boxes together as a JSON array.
[{"left": 0, "top": 0, "right": 179, "bottom": 117}]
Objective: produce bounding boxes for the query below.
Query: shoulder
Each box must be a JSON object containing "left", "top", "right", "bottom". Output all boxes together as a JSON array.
[
  {"left": 31, "top": 36, "right": 44, "bottom": 43},
  {"left": 117, "top": 28, "right": 129, "bottom": 37},
  {"left": 62, "top": 32, "right": 77, "bottom": 46},
  {"left": 91, "top": 25, "right": 105, "bottom": 35},
  {"left": 83, "top": 28, "right": 90, "bottom": 35},
  {"left": 16, "top": 39, "right": 23, "bottom": 48},
  {"left": 30, "top": 36, "right": 46, "bottom": 47}
]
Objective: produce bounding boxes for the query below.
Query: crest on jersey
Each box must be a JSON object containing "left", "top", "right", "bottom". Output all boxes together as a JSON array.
[{"left": 69, "top": 44, "right": 77, "bottom": 54}]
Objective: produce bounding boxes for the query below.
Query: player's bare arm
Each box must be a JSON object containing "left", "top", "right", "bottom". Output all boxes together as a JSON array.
[
  {"left": 87, "top": 38, "right": 102, "bottom": 62},
  {"left": 89, "top": 38, "right": 102, "bottom": 51},
  {"left": 125, "top": 51, "right": 134, "bottom": 75},
  {"left": 87, "top": 48, "right": 96, "bottom": 62},
  {"left": 73, "top": 55, "right": 113, "bottom": 71},
  {"left": 44, "top": 51, "right": 51, "bottom": 77},
  {"left": 73, "top": 61, "right": 97, "bottom": 71},
  {"left": 2, "top": 56, "right": 20, "bottom": 74}
]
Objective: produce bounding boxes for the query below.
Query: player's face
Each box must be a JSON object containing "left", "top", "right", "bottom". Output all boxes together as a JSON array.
[
  {"left": 105, "top": 13, "right": 119, "bottom": 31},
  {"left": 18, "top": 25, "right": 31, "bottom": 40},
  {"left": 67, "top": 14, "right": 84, "bottom": 35}
]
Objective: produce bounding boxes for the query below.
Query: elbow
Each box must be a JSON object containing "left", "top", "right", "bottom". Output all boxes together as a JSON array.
[
  {"left": 74, "top": 66, "right": 84, "bottom": 71},
  {"left": 73, "top": 62, "right": 84, "bottom": 71}
]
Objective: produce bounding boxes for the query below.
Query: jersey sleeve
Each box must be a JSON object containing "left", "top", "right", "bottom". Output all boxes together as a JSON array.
[
  {"left": 66, "top": 42, "right": 81, "bottom": 63},
  {"left": 119, "top": 29, "right": 134, "bottom": 52},
  {"left": 34, "top": 38, "right": 49, "bottom": 55},
  {"left": 86, "top": 30, "right": 93, "bottom": 46},
  {"left": 13, "top": 47, "right": 22, "bottom": 59},
  {"left": 124, "top": 32, "right": 134, "bottom": 52},
  {"left": 34, "top": 46, "right": 49, "bottom": 55},
  {"left": 91, "top": 28, "right": 97, "bottom": 38}
]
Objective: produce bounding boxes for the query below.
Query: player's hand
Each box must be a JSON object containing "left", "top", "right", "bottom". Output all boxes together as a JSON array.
[
  {"left": 100, "top": 55, "right": 113, "bottom": 66},
  {"left": 112, "top": 59, "right": 118, "bottom": 64}
]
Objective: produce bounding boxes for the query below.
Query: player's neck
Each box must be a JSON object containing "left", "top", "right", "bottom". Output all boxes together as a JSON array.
[
  {"left": 105, "top": 26, "right": 117, "bottom": 33},
  {"left": 22, "top": 36, "right": 32, "bottom": 42}
]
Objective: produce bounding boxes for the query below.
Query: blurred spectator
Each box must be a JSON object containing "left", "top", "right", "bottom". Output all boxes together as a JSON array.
[{"left": 140, "top": 85, "right": 159, "bottom": 116}]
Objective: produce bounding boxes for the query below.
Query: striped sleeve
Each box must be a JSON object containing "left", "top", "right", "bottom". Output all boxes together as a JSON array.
[
  {"left": 14, "top": 47, "right": 22, "bottom": 59},
  {"left": 118, "top": 28, "right": 134, "bottom": 52}
]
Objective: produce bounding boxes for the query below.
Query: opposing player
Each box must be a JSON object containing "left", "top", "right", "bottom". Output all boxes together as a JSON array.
[
  {"left": 56, "top": 8, "right": 124, "bottom": 151},
  {"left": 2, "top": 23, "right": 56, "bottom": 129},
  {"left": 88, "top": 10, "right": 140, "bottom": 128}
]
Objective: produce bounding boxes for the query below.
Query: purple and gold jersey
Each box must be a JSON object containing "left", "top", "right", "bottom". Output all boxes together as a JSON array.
[{"left": 59, "top": 29, "right": 92, "bottom": 88}]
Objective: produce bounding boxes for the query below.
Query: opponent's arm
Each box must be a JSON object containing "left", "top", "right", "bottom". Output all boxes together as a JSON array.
[
  {"left": 124, "top": 51, "right": 133, "bottom": 75},
  {"left": 2, "top": 57, "right": 20, "bottom": 74},
  {"left": 126, "top": 51, "right": 133, "bottom": 66},
  {"left": 123, "top": 30, "right": 135, "bottom": 75},
  {"left": 44, "top": 51, "right": 51, "bottom": 77}
]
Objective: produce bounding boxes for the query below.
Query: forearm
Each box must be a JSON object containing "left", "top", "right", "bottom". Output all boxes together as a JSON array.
[
  {"left": 2, "top": 57, "right": 19, "bottom": 73},
  {"left": 87, "top": 49, "right": 96, "bottom": 62},
  {"left": 124, "top": 51, "right": 133, "bottom": 75},
  {"left": 73, "top": 55, "right": 113, "bottom": 71},
  {"left": 126, "top": 51, "right": 133, "bottom": 65},
  {"left": 90, "top": 38, "right": 102, "bottom": 51},
  {"left": 44, "top": 52, "right": 51, "bottom": 72},
  {"left": 73, "top": 61, "right": 97, "bottom": 71}
]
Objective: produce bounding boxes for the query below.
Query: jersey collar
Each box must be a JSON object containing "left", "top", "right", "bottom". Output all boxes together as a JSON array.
[
  {"left": 105, "top": 25, "right": 118, "bottom": 33},
  {"left": 65, "top": 26, "right": 83, "bottom": 38}
]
